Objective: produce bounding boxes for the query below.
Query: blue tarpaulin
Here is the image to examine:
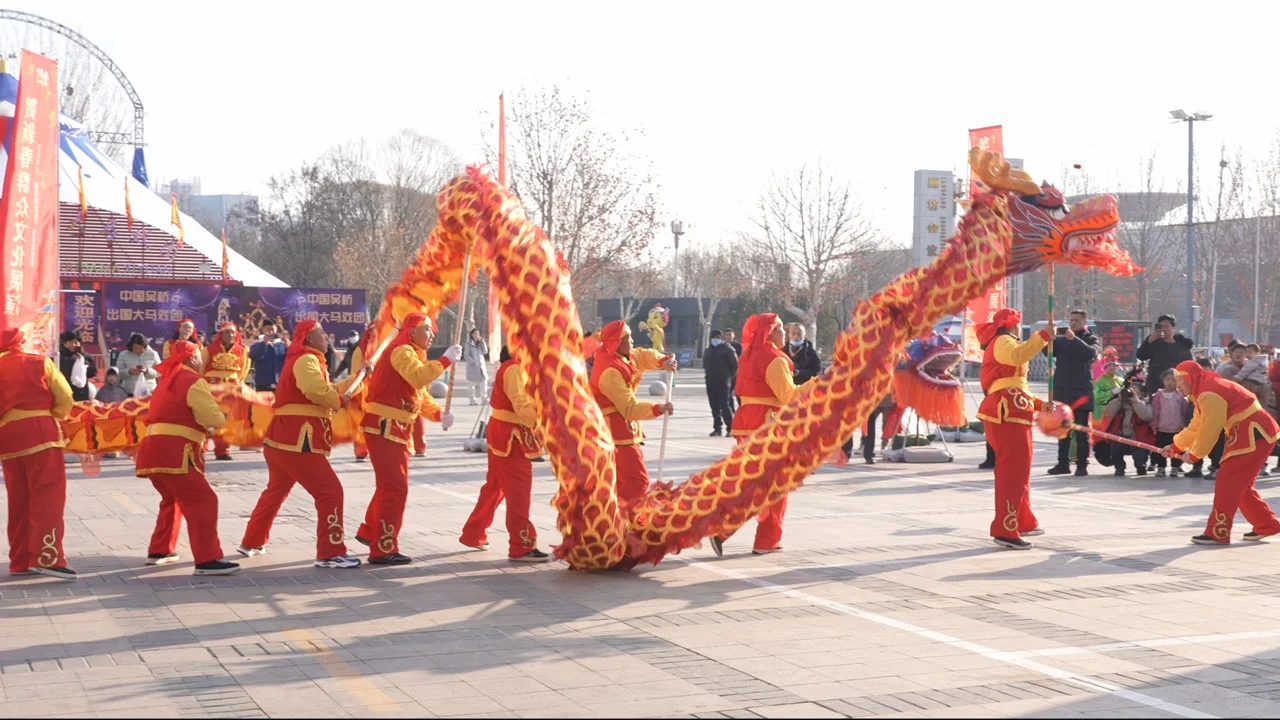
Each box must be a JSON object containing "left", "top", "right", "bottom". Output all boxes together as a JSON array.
[{"left": 131, "top": 147, "right": 149, "bottom": 186}]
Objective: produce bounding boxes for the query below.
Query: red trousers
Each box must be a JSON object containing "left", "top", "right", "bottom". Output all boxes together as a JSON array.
[
  {"left": 358, "top": 434, "right": 410, "bottom": 558},
  {"left": 145, "top": 470, "right": 224, "bottom": 564},
  {"left": 212, "top": 435, "right": 232, "bottom": 458},
  {"left": 460, "top": 452, "right": 537, "bottom": 557},
  {"left": 615, "top": 444, "right": 651, "bottom": 505},
  {"left": 3, "top": 447, "right": 68, "bottom": 572},
  {"left": 413, "top": 416, "right": 427, "bottom": 454},
  {"left": 353, "top": 429, "right": 368, "bottom": 459},
  {"left": 718, "top": 436, "right": 787, "bottom": 552},
  {"left": 1204, "top": 437, "right": 1280, "bottom": 542},
  {"left": 243, "top": 446, "right": 348, "bottom": 558},
  {"left": 984, "top": 419, "right": 1038, "bottom": 538}
]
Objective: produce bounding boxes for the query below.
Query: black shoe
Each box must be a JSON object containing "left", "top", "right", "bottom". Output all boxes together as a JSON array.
[
  {"left": 32, "top": 566, "right": 77, "bottom": 580},
  {"left": 1244, "top": 531, "right": 1276, "bottom": 541},
  {"left": 146, "top": 552, "right": 181, "bottom": 566},
  {"left": 709, "top": 537, "right": 724, "bottom": 557},
  {"left": 194, "top": 560, "right": 240, "bottom": 576},
  {"left": 414, "top": 452, "right": 426, "bottom": 458},
  {"left": 369, "top": 553, "right": 412, "bottom": 565},
  {"left": 864, "top": 456, "right": 876, "bottom": 465},
  {"left": 510, "top": 550, "right": 550, "bottom": 563},
  {"left": 1046, "top": 464, "right": 1071, "bottom": 476},
  {"left": 1074, "top": 466, "right": 1089, "bottom": 477},
  {"left": 1114, "top": 468, "right": 1126, "bottom": 476},
  {"left": 978, "top": 461, "right": 996, "bottom": 470},
  {"left": 710, "top": 429, "right": 722, "bottom": 437},
  {"left": 1186, "top": 469, "right": 1204, "bottom": 478},
  {"left": 532, "top": 455, "right": 547, "bottom": 462},
  {"left": 752, "top": 547, "right": 782, "bottom": 555},
  {"left": 1136, "top": 467, "right": 1148, "bottom": 476},
  {"left": 354, "top": 535, "right": 371, "bottom": 547},
  {"left": 355, "top": 456, "right": 368, "bottom": 463},
  {"left": 1191, "top": 534, "right": 1224, "bottom": 546},
  {"left": 993, "top": 537, "right": 1032, "bottom": 550}
]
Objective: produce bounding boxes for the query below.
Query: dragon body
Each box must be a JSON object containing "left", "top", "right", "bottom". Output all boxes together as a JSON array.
[{"left": 60, "top": 150, "right": 1135, "bottom": 570}]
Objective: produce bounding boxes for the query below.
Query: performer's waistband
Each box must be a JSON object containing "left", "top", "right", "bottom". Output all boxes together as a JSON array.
[
  {"left": 274, "top": 403, "right": 333, "bottom": 419},
  {"left": 740, "top": 396, "right": 782, "bottom": 408},
  {"left": 1227, "top": 401, "right": 1265, "bottom": 430},
  {"left": 0, "top": 408, "right": 52, "bottom": 428},
  {"left": 491, "top": 409, "right": 531, "bottom": 427},
  {"left": 147, "top": 423, "right": 207, "bottom": 444},
  {"left": 365, "top": 402, "right": 416, "bottom": 424},
  {"left": 986, "top": 378, "right": 1028, "bottom": 395}
]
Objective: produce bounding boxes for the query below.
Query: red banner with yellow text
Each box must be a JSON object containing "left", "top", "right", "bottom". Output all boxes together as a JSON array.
[
  {"left": 0, "top": 50, "right": 60, "bottom": 356},
  {"left": 962, "top": 125, "right": 1006, "bottom": 361}
]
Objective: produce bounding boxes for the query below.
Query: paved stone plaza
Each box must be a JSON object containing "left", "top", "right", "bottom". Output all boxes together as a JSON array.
[{"left": 4, "top": 375, "right": 1280, "bottom": 718}]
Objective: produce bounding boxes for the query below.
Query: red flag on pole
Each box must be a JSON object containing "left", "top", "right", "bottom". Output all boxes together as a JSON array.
[
  {"left": 221, "top": 228, "right": 230, "bottom": 281},
  {"left": 0, "top": 50, "right": 61, "bottom": 355},
  {"left": 77, "top": 164, "right": 87, "bottom": 222},
  {"left": 124, "top": 176, "right": 133, "bottom": 231}
]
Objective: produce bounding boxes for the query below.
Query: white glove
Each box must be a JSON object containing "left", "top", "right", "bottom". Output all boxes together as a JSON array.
[
  {"left": 443, "top": 344, "right": 463, "bottom": 364},
  {"left": 440, "top": 411, "right": 455, "bottom": 431}
]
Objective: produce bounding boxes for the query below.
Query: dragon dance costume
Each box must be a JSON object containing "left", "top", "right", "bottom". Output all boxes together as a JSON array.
[
  {"left": 135, "top": 340, "right": 235, "bottom": 573},
  {"left": 976, "top": 309, "right": 1050, "bottom": 549},
  {"left": 588, "top": 321, "right": 673, "bottom": 505},
  {"left": 461, "top": 351, "right": 547, "bottom": 560},
  {"left": 1171, "top": 361, "right": 1280, "bottom": 543},
  {"left": 201, "top": 323, "right": 250, "bottom": 460},
  {"left": 354, "top": 313, "right": 451, "bottom": 564},
  {"left": 242, "top": 320, "right": 359, "bottom": 567},
  {"left": 0, "top": 329, "right": 75, "bottom": 579}
]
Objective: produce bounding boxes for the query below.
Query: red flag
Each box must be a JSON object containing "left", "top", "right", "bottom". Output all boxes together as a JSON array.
[
  {"left": 124, "top": 176, "right": 133, "bottom": 231},
  {"left": 963, "top": 125, "right": 1006, "bottom": 362},
  {"left": 221, "top": 228, "right": 230, "bottom": 281},
  {"left": 0, "top": 51, "right": 61, "bottom": 355},
  {"left": 170, "top": 193, "right": 184, "bottom": 247}
]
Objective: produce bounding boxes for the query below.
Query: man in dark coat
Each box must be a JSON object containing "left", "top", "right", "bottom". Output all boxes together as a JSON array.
[
  {"left": 786, "top": 323, "right": 822, "bottom": 385},
  {"left": 704, "top": 330, "right": 738, "bottom": 437},
  {"left": 58, "top": 331, "right": 98, "bottom": 402},
  {"left": 1136, "top": 314, "right": 1194, "bottom": 397},
  {"left": 1047, "top": 310, "right": 1100, "bottom": 476}
]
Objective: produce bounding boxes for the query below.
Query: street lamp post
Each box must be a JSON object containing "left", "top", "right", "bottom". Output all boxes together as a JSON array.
[
  {"left": 1170, "top": 109, "right": 1212, "bottom": 342},
  {"left": 670, "top": 220, "right": 685, "bottom": 297}
]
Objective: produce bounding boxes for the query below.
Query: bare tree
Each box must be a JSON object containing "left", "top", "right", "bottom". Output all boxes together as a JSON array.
[
  {"left": 679, "top": 244, "right": 744, "bottom": 350},
  {"left": 1253, "top": 131, "right": 1280, "bottom": 342},
  {"left": 1200, "top": 148, "right": 1247, "bottom": 343},
  {"left": 0, "top": 23, "right": 133, "bottom": 163},
  {"left": 601, "top": 256, "right": 663, "bottom": 324},
  {"left": 1115, "top": 154, "right": 1180, "bottom": 321},
  {"left": 492, "top": 85, "right": 660, "bottom": 300},
  {"left": 740, "top": 162, "right": 881, "bottom": 344}
]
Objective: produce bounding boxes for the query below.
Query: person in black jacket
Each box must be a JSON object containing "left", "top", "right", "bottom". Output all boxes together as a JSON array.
[
  {"left": 1046, "top": 310, "right": 1100, "bottom": 476},
  {"left": 704, "top": 330, "right": 738, "bottom": 437},
  {"left": 724, "top": 329, "right": 743, "bottom": 411},
  {"left": 786, "top": 323, "right": 822, "bottom": 385},
  {"left": 59, "top": 331, "right": 98, "bottom": 402},
  {"left": 1136, "top": 314, "right": 1194, "bottom": 397}
]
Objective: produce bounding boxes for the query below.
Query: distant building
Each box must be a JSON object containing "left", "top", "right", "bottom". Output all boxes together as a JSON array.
[{"left": 184, "top": 193, "right": 259, "bottom": 234}]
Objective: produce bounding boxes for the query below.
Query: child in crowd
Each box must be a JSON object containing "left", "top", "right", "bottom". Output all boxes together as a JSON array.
[
  {"left": 1103, "top": 382, "right": 1154, "bottom": 476},
  {"left": 95, "top": 367, "right": 130, "bottom": 404},
  {"left": 1151, "top": 369, "right": 1189, "bottom": 477},
  {"left": 1093, "top": 361, "right": 1124, "bottom": 424}
]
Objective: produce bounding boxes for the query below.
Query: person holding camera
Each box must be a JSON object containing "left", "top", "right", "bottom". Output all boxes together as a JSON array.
[
  {"left": 1047, "top": 310, "right": 1100, "bottom": 476},
  {"left": 1103, "top": 381, "right": 1155, "bottom": 476},
  {"left": 1136, "top": 315, "right": 1193, "bottom": 397}
]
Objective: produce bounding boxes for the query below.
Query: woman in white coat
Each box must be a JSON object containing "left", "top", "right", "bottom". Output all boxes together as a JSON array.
[{"left": 463, "top": 329, "right": 489, "bottom": 405}]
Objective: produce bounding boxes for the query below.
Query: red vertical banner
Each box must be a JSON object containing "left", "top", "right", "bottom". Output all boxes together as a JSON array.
[
  {"left": 962, "top": 125, "right": 1006, "bottom": 361},
  {"left": 0, "top": 50, "right": 60, "bottom": 355},
  {"left": 488, "top": 93, "right": 506, "bottom": 355}
]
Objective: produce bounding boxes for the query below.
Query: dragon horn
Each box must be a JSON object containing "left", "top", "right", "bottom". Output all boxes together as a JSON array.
[{"left": 968, "top": 148, "right": 1040, "bottom": 195}]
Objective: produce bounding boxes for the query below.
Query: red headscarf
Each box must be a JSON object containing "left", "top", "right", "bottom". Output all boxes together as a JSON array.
[
  {"left": 0, "top": 328, "right": 24, "bottom": 353},
  {"left": 976, "top": 309, "right": 1022, "bottom": 348},
  {"left": 595, "top": 320, "right": 630, "bottom": 367},
  {"left": 211, "top": 322, "right": 243, "bottom": 354},
  {"left": 358, "top": 320, "right": 377, "bottom": 357},
  {"left": 288, "top": 319, "right": 324, "bottom": 364},
  {"left": 367, "top": 313, "right": 430, "bottom": 398},
  {"left": 155, "top": 340, "right": 199, "bottom": 394},
  {"left": 173, "top": 318, "right": 201, "bottom": 345},
  {"left": 1174, "top": 360, "right": 1210, "bottom": 397},
  {"left": 740, "top": 313, "right": 787, "bottom": 369}
]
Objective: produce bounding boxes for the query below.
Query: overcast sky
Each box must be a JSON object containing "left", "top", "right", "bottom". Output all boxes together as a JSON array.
[{"left": 14, "top": 0, "right": 1280, "bottom": 252}]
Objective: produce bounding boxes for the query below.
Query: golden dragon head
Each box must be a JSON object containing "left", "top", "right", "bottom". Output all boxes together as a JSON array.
[{"left": 968, "top": 148, "right": 1138, "bottom": 277}]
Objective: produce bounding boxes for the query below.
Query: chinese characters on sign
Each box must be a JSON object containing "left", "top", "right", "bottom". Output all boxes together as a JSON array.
[
  {"left": 0, "top": 51, "right": 61, "bottom": 355},
  {"left": 912, "top": 170, "right": 954, "bottom": 269}
]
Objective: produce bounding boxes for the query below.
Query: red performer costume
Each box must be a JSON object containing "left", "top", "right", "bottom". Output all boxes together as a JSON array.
[
  {"left": 241, "top": 320, "right": 361, "bottom": 568},
  {"left": 588, "top": 321, "right": 676, "bottom": 505},
  {"left": 0, "top": 329, "right": 76, "bottom": 580},
  {"left": 348, "top": 322, "right": 376, "bottom": 461},
  {"left": 353, "top": 313, "right": 457, "bottom": 565},
  {"left": 162, "top": 318, "right": 202, "bottom": 359},
  {"left": 201, "top": 323, "right": 250, "bottom": 460},
  {"left": 976, "top": 309, "right": 1051, "bottom": 550},
  {"left": 135, "top": 341, "right": 239, "bottom": 575},
  {"left": 460, "top": 347, "right": 548, "bottom": 561},
  {"left": 711, "top": 313, "right": 807, "bottom": 556},
  {"left": 1168, "top": 361, "right": 1280, "bottom": 544}
]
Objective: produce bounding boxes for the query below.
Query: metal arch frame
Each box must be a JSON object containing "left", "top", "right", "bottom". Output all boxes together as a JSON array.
[{"left": 0, "top": 9, "right": 144, "bottom": 148}]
